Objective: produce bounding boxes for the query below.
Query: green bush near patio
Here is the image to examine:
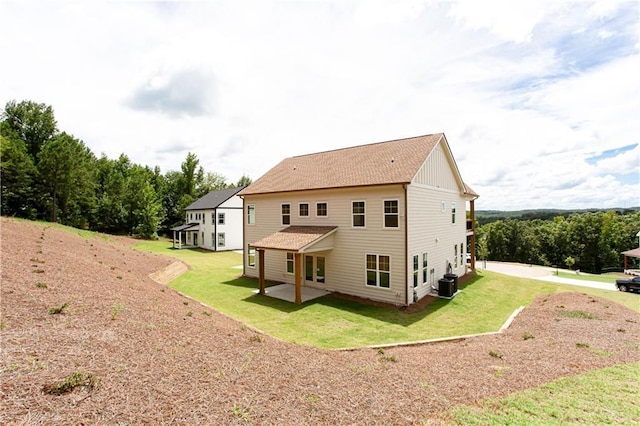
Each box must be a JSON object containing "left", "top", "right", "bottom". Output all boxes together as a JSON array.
[{"left": 134, "top": 241, "right": 640, "bottom": 349}]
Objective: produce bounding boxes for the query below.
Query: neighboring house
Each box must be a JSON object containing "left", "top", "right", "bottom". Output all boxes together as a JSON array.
[
  {"left": 171, "top": 186, "right": 245, "bottom": 251},
  {"left": 239, "top": 133, "right": 478, "bottom": 306}
]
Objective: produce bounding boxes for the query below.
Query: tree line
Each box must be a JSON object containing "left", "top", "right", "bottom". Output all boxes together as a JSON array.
[
  {"left": 1, "top": 100, "right": 251, "bottom": 238},
  {"left": 476, "top": 210, "right": 640, "bottom": 273}
]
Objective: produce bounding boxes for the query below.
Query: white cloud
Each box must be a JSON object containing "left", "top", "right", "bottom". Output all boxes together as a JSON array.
[{"left": 0, "top": 0, "right": 637, "bottom": 210}]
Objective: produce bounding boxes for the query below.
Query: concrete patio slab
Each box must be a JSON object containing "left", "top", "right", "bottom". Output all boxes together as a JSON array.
[{"left": 254, "top": 284, "right": 330, "bottom": 303}]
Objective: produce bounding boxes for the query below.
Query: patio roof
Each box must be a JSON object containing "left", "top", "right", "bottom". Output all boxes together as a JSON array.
[
  {"left": 622, "top": 248, "right": 640, "bottom": 258},
  {"left": 170, "top": 223, "right": 200, "bottom": 232},
  {"left": 252, "top": 226, "right": 338, "bottom": 252}
]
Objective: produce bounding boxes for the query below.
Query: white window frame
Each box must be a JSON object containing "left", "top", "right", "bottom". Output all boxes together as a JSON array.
[
  {"left": 286, "top": 252, "right": 294, "bottom": 274},
  {"left": 365, "top": 254, "right": 390, "bottom": 288},
  {"left": 412, "top": 254, "right": 419, "bottom": 288},
  {"left": 316, "top": 201, "right": 328, "bottom": 218},
  {"left": 451, "top": 202, "right": 456, "bottom": 224},
  {"left": 281, "top": 203, "right": 291, "bottom": 226},
  {"left": 383, "top": 199, "right": 399, "bottom": 229},
  {"left": 248, "top": 245, "right": 256, "bottom": 267},
  {"left": 460, "top": 243, "right": 464, "bottom": 267},
  {"left": 352, "top": 200, "right": 366, "bottom": 228},
  {"left": 218, "top": 232, "right": 225, "bottom": 247},
  {"left": 454, "top": 244, "right": 458, "bottom": 268},
  {"left": 218, "top": 212, "right": 225, "bottom": 225},
  {"left": 298, "top": 202, "right": 310, "bottom": 217},
  {"left": 247, "top": 204, "right": 255, "bottom": 225},
  {"left": 422, "top": 252, "right": 428, "bottom": 285}
]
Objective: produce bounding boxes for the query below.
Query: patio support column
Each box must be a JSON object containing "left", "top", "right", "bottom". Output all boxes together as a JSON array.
[
  {"left": 294, "top": 253, "right": 302, "bottom": 304},
  {"left": 470, "top": 199, "right": 476, "bottom": 270},
  {"left": 258, "top": 249, "right": 266, "bottom": 295}
]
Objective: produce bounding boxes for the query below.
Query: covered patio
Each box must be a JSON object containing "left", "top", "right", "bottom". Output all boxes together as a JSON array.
[
  {"left": 622, "top": 247, "right": 640, "bottom": 276},
  {"left": 252, "top": 225, "right": 338, "bottom": 304},
  {"left": 170, "top": 223, "right": 200, "bottom": 249},
  {"left": 253, "top": 283, "right": 330, "bottom": 303}
]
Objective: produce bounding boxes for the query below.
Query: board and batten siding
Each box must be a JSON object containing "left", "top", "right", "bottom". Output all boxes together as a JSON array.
[
  {"left": 412, "top": 143, "right": 460, "bottom": 191},
  {"left": 243, "top": 185, "right": 408, "bottom": 305}
]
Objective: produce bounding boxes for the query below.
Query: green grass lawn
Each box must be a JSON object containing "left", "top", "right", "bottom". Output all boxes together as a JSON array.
[
  {"left": 134, "top": 241, "right": 640, "bottom": 349},
  {"left": 447, "top": 362, "right": 640, "bottom": 425},
  {"left": 556, "top": 269, "right": 625, "bottom": 284}
]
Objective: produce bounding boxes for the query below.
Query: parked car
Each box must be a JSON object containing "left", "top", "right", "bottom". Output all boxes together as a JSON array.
[{"left": 615, "top": 276, "right": 640, "bottom": 293}]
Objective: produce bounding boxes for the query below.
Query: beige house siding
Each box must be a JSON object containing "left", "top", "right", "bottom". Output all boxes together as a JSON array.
[
  {"left": 406, "top": 183, "right": 468, "bottom": 301},
  {"left": 244, "top": 185, "right": 408, "bottom": 305}
]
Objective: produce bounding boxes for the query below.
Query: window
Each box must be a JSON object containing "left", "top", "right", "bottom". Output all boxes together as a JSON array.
[
  {"left": 286, "top": 253, "right": 294, "bottom": 274},
  {"left": 211, "top": 213, "right": 215, "bottom": 223},
  {"left": 460, "top": 243, "right": 464, "bottom": 267},
  {"left": 413, "top": 255, "right": 419, "bottom": 288},
  {"left": 451, "top": 202, "right": 456, "bottom": 224},
  {"left": 281, "top": 203, "right": 291, "bottom": 225},
  {"left": 305, "top": 255, "right": 313, "bottom": 281},
  {"left": 316, "top": 202, "right": 327, "bottom": 217},
  {"left": 247, "top": 205, "right": 255, "bottom": 225},
  {"left": 366, "top": 254, "right": 390, "bottom": 288},
  {"left": 218, "top": 212, "right": 225, "bottom": 225},
  {"left": 441, "top": 202, "right": 446, "bottom": 212},
  {"left": 203, "top": 213, "right": 205, "bottom": 224},
  {"left": 218, "top": 232, "right": 225, "bottom": 247},
  {"left": 299, "top": 203, "right": 309, "bottom": 217},
  {"left": 384, "top": 200, "right": 399, "bottom": 228},
  {"left": 190, "top": 213, "right": 193, "bottom": 220},
  {"left": 211, "top": 232, "right": 214, "bottom": 246},
  {"left": 352, "top": 201, "right": 365, "bottom": 227},
  {"left": 248, "top": 245, "right": 255, "bottom": 267},
  {"left": 201, "top": 232, "right": 204, "bottom": 244},
  {"left": 454, "top": 244, "right": 458, "bottom": 268},
  {"left": 422, "top": 253, "right": 428, "bottom": 284},
  {"left": 317, "top": 257, "right": 325, "bottom": 283}
]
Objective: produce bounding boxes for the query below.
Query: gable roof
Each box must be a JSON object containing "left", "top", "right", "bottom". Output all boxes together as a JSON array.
[
  {"left": 240, "top": 134, "right": 445, "bottom": 196},
  {"left": 185, "top": 186, "right": 246, "bottom": 211},
  {"left": 252, "top": 226, "right": 338, "bottom": 252}
]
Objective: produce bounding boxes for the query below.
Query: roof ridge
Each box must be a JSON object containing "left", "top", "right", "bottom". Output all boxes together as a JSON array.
[{"left": 289, "top": 133, "right": 443, "bottom": 159}]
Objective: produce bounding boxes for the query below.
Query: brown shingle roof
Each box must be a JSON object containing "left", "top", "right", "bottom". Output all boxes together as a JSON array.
[
  {"left": 240, "top": 133, "right": 444, "bottom": 195},
  {"left": 252, "top": 226, "right": 338, "bottom": 251}
]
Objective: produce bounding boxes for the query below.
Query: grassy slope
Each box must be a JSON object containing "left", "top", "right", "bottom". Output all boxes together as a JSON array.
[
  {"left": 447, "top": 362, "right": 640, "bottom": 425},
  {"left": 134, "top": 241, "right": 640, "bottom": 349}
]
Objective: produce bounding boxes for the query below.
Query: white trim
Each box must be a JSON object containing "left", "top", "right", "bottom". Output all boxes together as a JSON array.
[
  {"left": 286, "top": 252, "right": 295, "bottom": 275},
  {"left": 365, "top": 253, "right": 391, "bottom": 289},
  {"left": 298, "top": 202, "right": 310, "bottom": 217},
  {"left": 352, "top": 200, "right": 366, "bottom": 228},
  {"left": 247, "top": 204, "right": 256, "bottom": 226},
  {"left": 247, "top": 245, "right": 256, "bottom": 268},
  {"left": 316, "top": 201, "right": 329, "bottom": 218},
  {"left": 281, "top": 203, "right": 291, "bottom": 226},
  {"left": 382, "top": 199, "right": 400, "bottom": 229}
]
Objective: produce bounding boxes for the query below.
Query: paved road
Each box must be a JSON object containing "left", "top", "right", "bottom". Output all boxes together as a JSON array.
[{"left": 481, "top": 261, "right": 618, "bottom": 291}]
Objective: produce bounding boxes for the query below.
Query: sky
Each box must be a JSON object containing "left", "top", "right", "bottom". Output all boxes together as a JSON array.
[{"left": 1, "top": 0, "right": 638, "bottom": 211}]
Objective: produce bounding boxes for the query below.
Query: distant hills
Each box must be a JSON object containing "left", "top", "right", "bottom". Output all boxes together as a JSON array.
[{"left": 475, "top": 207, "right": 640, "bottom": 225}]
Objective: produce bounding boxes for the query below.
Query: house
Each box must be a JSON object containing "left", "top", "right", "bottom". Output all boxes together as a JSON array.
[
  {"left": 238, "top": 134, "right": 478, "bottom": 306},
  {"left": 171, "top": 186, "right": 245, "bottom": 251}
]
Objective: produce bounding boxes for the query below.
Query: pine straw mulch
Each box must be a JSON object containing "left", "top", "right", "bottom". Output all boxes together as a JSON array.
[{"left": 1, "top": 217, "right": 639, "bottom": 425}]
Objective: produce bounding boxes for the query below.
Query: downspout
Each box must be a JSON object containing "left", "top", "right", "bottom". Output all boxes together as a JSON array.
[
  {"left": 404, "top": 184, "right": 409, "bottom": 306},
  {"left": 240, "top": 196, "right": 246, "bottom": 277}
]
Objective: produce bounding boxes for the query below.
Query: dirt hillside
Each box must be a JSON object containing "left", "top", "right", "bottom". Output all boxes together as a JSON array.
[{"left": 1, "top": 217, "right": 639, "bottom": 425}]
